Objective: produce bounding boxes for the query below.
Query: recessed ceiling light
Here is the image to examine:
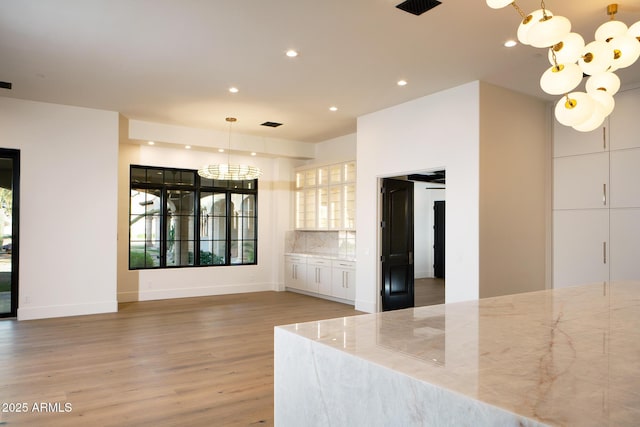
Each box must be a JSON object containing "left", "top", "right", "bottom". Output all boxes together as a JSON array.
[
  {"left": 251, "top": 152, "right": 257, "bottom": 156},
  {"left": 397, "top": 80, "right": 408, "bottom": 86},
  {"left": 329, "top": 106, "right": 338, "bottom": 112},
  {"left": 148, "top": 141, "right": 155, "bottom": 145},
  {"left": 229, "top": 87, "right": 239, "bottom": 93},
  {"left": 185, "top": 145, "right": 191, "bottom": 149},
  {"left": 504, "top": 40, "right": 517, "bottom": 48},
  {"left": 286, "top": 49, "right": 298, "bottom": 58},
  {"left": 218, "top": 148, "right": 225, "bottom": 153}
]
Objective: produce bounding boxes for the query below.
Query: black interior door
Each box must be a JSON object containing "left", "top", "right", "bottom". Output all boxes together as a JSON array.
[
  {"left": 381, "top": 178, "right": 414, "bottom": 311},
  {"left": 433, "top": 200, "right": 445, "bottom": 279}
]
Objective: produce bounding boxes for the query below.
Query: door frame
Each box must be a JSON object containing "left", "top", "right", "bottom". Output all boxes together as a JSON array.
[
  {"left": 376, "top": 168, "right": 446, "bottom": 312},
  {"left": 0, "top": 148, "right": 20, "bottom": 318}
]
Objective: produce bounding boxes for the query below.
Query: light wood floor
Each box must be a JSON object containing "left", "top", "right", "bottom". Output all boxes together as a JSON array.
[
  {"left": 0, "top": 291, "right": 360, "bottom": 427},
  {"left": 414, "top": 277, "right": 445, "bottom": 307}
]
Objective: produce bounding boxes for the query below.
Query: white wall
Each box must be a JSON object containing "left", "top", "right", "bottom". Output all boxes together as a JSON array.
[
  {"left": 414, "top": 186, "right": 446, "bottom": 278},
  {"left": 313, "top": 133, "right": 357, "bottom": 164},
  {"left": 356, "top": 82, "right": 481, "bottom": 312},
  {"left": 118, "top": 129, "right": 300, "bottom": 301},
  {"left": 0, "top": 97, "right": 119, "bottom": 320}
]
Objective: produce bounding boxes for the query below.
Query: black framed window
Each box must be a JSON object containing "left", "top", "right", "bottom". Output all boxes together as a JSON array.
[{"left": 129, "top": 165, "right": 257, "bottom": 269}]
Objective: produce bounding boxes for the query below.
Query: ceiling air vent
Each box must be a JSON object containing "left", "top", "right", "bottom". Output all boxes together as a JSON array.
[
  {"left": 395, "top": 0, "right": 441, "bottom": 16},
  {"left": 0, "top": 81, "right": 12, "bottom": 90},
  {"left": 261, "top": 121, "right": 283, "bottom": 128}
]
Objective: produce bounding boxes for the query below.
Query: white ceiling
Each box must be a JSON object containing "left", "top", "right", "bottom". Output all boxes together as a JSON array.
[{"left": 1, "top": 0, "right": 639, "bottom": 143}]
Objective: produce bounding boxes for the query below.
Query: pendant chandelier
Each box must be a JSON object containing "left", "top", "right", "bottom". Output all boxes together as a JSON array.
[
  {"left": 487, "top": 1, "right": 640, "bottom": 132},
  {"left": 198, "top": 117, "right": 262, "bottom": 180}
]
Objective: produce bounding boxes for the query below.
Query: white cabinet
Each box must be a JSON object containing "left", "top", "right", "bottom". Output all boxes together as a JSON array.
[
  {"left": 284, "top": 255, "right": 356, "bottom": 304},
  {"left": 610, "top": 88, "right": 640, "bottom": 150},
  {"left": 553, "top": 87, "right": 640, "bottom": 288},
  {"left": 553, "top": 120, "right": 608, "bottom": 157},
  {"left": 553, "top": 153, "right": 609, "bottom": 210},
  {"left": 610, "top": 209, "right": 640, "bottom": 281},
  {"left": 331, "top": 260, "right": 355, "bottom": 300},
  {"left": 284, "top": 255, "right": 307, "bottom": 291},
  {"left": 294, "top": 161, "right": 356, "bottom": 230},
  {"left": 553, "top": 210, "right": 609, "bottom": 288},
  {"left": 306, "top": 258, "right": 332, "bottom": 295},
  {"left": 610, "top": 148, "right": 640, "bottom": 208}
]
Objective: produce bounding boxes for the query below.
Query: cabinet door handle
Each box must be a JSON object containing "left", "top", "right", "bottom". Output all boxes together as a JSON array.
[
  {"left": 603, "top": 241, "right": 607, "bottom": 264},
  {"left": 293, "top": 264, "right": 297, "bottom": 280},
  {"left": 344, "top": 271, "right": 348, "bottom": 288},
  {"left": 603, "top": 183, "right": 607, "bottom": 206},
  {"left": 603, "top": 126, "right": 606, "bottom": 150}
]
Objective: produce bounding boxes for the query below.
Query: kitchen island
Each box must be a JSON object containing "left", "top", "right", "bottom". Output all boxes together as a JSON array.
[{"left": 275, "top": 281, "right": 640, "bottom": 426}]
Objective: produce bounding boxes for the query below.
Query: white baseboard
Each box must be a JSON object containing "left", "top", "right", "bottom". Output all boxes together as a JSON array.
[
  {"left": 136, "top": 282, "right": 276, "bottom": 301},
  {"left": 355, "top": 299, "right": 376, "bottom": 313},
  {"left": 17, "top": 300, "right": 118, "bottom": 321}
]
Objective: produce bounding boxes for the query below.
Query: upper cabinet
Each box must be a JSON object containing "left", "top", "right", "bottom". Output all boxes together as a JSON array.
[
  {"left": 610, "top": 88, "right": 640, "bottom": 150},
  {"left": 295, "top": 161, "right": 356, "bottom": 230},
  {"left": 553, "top": 120, "right": 609, "bottom": 157}
]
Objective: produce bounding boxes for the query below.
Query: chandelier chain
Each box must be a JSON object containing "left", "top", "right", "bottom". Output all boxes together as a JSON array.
[
  {"left": 550, "top": 47, "right": 559, "bottom": 68},
  {"left": 540, "top": 0, "right": 548, "bottom": 18},
  {"left": 511, "top": 2, "right": 526, "bottom": 19}
]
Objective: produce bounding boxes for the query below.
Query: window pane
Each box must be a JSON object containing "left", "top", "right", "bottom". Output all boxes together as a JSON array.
[
  {"left": 200, "top": 192, "right": 226, "bottom": 266},
  {"left": 166, "top": 190, "right": 194, "bottom": 267},
  {"left": 214, "top": 240, "right": 226, "bottom": 264},
  {"left": 167, "top": 240, "right": 194, "bottom": 266},
  {"left": 129, "top": 188, "right": 161, "bottom": 269},
  {"left": 148, "top": 169, "right": 164, "bottom": 184},
  {"left": 130, "top": 241, "right": 160, "bottom": 268},
  {"left": 131, "top": 167, "right": 147, "bottom": 184},
  {"left": 200, "top": 177, "right": 215, "bottom": 188},
  {"left": 165, "top": 170, "right": 195, "bottom": 186},
  {"left": 243, "top": 241, "right": 256, "bottom": 264}
]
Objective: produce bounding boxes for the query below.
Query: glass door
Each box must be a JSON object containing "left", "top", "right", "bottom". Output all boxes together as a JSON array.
[{"left": 0, "top": 149, "right": 19, "bottom": 318}]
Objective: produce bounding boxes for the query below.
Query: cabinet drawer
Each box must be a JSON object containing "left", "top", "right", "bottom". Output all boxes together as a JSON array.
[
  {"left": 332, "top": 260, "right": 355, "bottom": 269},
  {"left": 285, "top": 255, "right": 307, "bottom": 264},
  {"left": 307, "top": 258, "right": 331, "bottom": 267}
]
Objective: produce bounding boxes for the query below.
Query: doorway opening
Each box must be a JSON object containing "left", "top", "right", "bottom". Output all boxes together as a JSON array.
[
  {"left": 380, "top": 169, "right": 445, "bottom": 311},
  {"left": 0, "top": 149, "right": 19, "bottom": 318}
]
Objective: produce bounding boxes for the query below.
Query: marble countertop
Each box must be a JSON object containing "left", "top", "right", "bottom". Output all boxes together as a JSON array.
[
  {"left": 278, "top": 281, "right": 640, "bottom": 425},
  {"left": 284, "top": 252, "right": 356, "bottom": 261}
]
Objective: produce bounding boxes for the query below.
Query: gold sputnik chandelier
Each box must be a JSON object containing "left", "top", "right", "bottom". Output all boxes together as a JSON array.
[{"left": 487, "top": 1, "right": 640, "bottom": 131}]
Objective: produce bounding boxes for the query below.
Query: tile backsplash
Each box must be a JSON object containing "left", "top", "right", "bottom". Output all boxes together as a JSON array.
[{"left": 285, "top": 230, "right": 356, "bottom": 259}]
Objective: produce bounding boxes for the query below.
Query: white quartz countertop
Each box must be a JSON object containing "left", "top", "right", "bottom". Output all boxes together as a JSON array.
[{"left": 277, "top": 281, "right": 640, "bottom": 425}]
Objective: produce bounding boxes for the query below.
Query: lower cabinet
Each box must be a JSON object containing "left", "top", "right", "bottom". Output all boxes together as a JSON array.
[
  {"left": 284, "top": 255, "right": 355, "bottom": 304},
  {"left": 306, "top": 259, "right": 332, "bottom": 294},
  {"left": 553, "top": 210, "right": 609, "bottom": 288},
  {"left": 284, "top": 255, "right": 307, "bottom": 291},
  {"left": 331, "top": 260, "right": 356, "bottom": 300}
]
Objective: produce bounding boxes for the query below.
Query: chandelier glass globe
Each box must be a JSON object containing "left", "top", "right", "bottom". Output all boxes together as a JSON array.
[{"left": 555, "top": 92, "right": 595, "bottom": 127}]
